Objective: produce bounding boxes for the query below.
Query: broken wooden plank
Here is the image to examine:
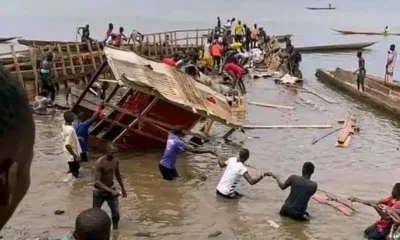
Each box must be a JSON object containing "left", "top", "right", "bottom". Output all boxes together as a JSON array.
[
  {"left": 243, "top": 124, "right": 332, "bottom": 129},
  {"left": 10, "top": 45, "right": 25, "bottom": 88},
  {"left": 248, "top": 101, "right": 294, "bottom": 110},
  {"left": 302, "top": 86, "right": 337, "bottom": 104},
  {"left": 337, "top": 114, "right": 354, "bottom": 144}
]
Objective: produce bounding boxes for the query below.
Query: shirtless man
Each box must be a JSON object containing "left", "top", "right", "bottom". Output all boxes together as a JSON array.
[{"left": 93, "top": 143, "right": 126, "bottom": 230}]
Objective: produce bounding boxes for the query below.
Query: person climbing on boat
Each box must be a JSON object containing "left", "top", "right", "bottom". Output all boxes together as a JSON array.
[
  {"left": 354, "top": 50, "right": 366, "bottom": 92},
  {"left": 268, "top": 162, "right": 317, "bottom": 221},
  {"left": 224, "top": 61, "right": 247, "bottom": 94},
  {"left": 74, "top": 110, "right": 101, "bottom": 162},
  {"left": 93, "top": 143, "right": 127, "bottom": 230},
  {"left": 162, "top": 56, "right": 176, "bottom": 68},
  {"left": 127, "top": 29, "right": 143, "bottom": 44},
  {"left": 215, "top": 148, "right": 269, "bottom": 199},
  {"left": 211, "top": 40, "right": 222, "bottom": 69},
  {"left": 217, "top": 16, "right": 221, "bottom": 30},
  {"left": 243, "top": 24, "right": 251, "bottom": 51},
  {"left": 258, "top": 27, "right": 268, "bottom": 49},
  {"left": 159, "top": 125, "right": 215, "bottom": 181},
  {"left": 77, "top": 24, "right": 92, "bottom": 43},
  {"left": 114, "top": 27, "right": 127, "bottom": 47},
  {"left": 251, "top": 24, "right": 259, "bottom": 49},
  {"left": 62, "top": 111, "right": 82, "bottom": 179},
  {"left": 103, "top": 23, "right": 114, "bottom": 44},
  {"left": 39, "top": 52, "right": 56, "bottom": 102},
  {"left": 234, "top": 20, "right": 244, "bottom": 43},
  {"left": 349, "top": 183, "right": 400, "bottom": 240},
  {"left": 386, "top": 44, "right": 397, "bottom": 82},
  {"left": 89, "top": 81, "right": 109, "bottom": 100},
  {"left": 223, "top": 18, "right": 235, "bottom": 31}
]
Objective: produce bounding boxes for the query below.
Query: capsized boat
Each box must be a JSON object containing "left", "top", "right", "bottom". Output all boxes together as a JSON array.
[
  {"left": 70, "top": 46, "right": 243, "bottom": 150},
  {"left": 316, "top": 68, "right": 400, "bottom": 117},
  {"left": 296, "top": 41, "right": 377, "bottom": 53},
  {"left": 332, "top": 29, "right": 400, "bottom": 36}
]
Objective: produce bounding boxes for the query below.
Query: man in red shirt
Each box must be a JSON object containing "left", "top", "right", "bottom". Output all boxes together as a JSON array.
[
  {"left": 103, "top": 23, "right": 114, "bottom": 44},
  {"left": 224, "top": 62, "right": 246, "bottom": 94},
  {"left": 350, "top": 183, "right": 400, "bottom": 240},
  {"left": 115, "top": 27, "right": 127, "bottom": 47}
]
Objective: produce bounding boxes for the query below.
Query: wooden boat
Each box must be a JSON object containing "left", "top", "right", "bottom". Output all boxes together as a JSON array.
[
  {"left": 69, "top": 46, "right": 243, "bottom": 150},
  {"left": 316, "top": 68, "right": 400, "bottom": 117},
  {"left": 296, "top": 41, "right": 376, "bottom": 53},
  {"left": 18, "top": 38, "right": 76, "bottom": 47},
  {"left": 0, "top": 37, "right": 19, "bottom": 43},
  {"left": 306, "top": 7, "right": 336, "bottom": 10},
  {"left": 332, "top": 29, "right": 400, "bottom": 36}
]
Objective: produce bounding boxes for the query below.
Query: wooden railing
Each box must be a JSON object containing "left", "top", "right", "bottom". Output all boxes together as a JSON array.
[{"left": 126, "top": 28, "right": 213, "bottom": 59}]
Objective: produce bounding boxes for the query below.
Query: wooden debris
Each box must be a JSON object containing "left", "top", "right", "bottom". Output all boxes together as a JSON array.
[
  {"left": 336, "top": 114, "right": 356, "bottom": 147},
  {"left": 208, "top": 231, "right": 222, "bottom": 238},
  {"left": 248, "top": 101, "right": 294, "bottom": 110},
  {"left": 312, "top": 127, "right": 341, "bottom": 145},
  {"left": 312, "top": 190, "right": 356, "bottom": 216},
  {"left": 243, "top": 124, "right": 332, "bottom": 129},
  {"left": 267, "top": 220, "right": 280, "bottom": 229},
  {"left": 302, "top": 86, "right": 337, "bottom": 104}
]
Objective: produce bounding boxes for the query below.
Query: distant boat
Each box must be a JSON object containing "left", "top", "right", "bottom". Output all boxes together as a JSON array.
[
  {"left": 306, "top": 7, "right": 336, "bottom": 10},
  {"left": 295, "top": 41, "right": 377, "bottom": 53},
  {"left": 332, "top": 28, "right": 400, "bottom": 36},
  {"left": 0, "top": 37, "right": 19, "bottom": 43}
]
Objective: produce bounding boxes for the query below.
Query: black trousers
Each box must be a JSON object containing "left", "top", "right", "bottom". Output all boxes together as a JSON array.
[
  {"left": 42, "top": 83, "right": 56, "bottom": 102},
  {"left": 159, "top": 164, "right": 178, "bottom": 181},
  {"left": 67, "top": 160, "right": 80, "bottom": 178},
  {"left": 213, "top": 56, "right": 221, "bottom": 68},
  {"left": 235, "top": 35, "right": 243, "bottom": 43}
]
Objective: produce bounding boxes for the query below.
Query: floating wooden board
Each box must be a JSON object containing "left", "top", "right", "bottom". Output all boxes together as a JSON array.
[
  {"left": 337, "top": 114, "right": 355, "bottom": 147},
  {"left": 248, "top": 101, "right": 294, "bottom": 110},
  {"left": 336, "top": 135, "right": 351, "bottom": 147},
  {"left": 243, "top": 124, "right": 332, "bottom": 129},
  {"left": 312, "top": 190, "right": 355, "bottom": 216}
]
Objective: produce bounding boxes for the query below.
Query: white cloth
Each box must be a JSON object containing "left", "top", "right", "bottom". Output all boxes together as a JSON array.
[
  {"left": 33, "top": 96, "right": 52, "bottom": 112},
  {"left": 216, "top": 157, "right": 248, "bottom": 195},
  {"left": 61, "top": 125, "right": 82, "bottom": 162},
  {"left": 203, "top": 43, "right": 211, "bottom": 57},
  {"left": 387, "top": 50, "right": 397, "bottom": 73},
  {"left": 105, "top": 36, "right": 112, "bottom": 45}
]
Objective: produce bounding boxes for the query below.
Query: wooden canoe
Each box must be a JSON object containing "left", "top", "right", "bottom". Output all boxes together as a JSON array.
[
  {"left": 316, "top": 68, "right": 400, "bottom": 117},
  {"left": 296, "top": 42, "right": 376, "bottom": 53},
  {"left": 332, "top": 29, "right": 400, "bottom": 36},
  {"left": 306, "top": 7, "right": 336, "bottom": 10},
  {"left": 0, "top": 37, "right": 19, "bottom": 43}
]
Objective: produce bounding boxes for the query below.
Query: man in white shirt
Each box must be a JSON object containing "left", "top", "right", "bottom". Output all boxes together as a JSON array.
[
  {"left": 61, "top": 111, "right": 82, "bottom": 178},
  {"left": 216, "top": 148, "right": 268, "bottom": 199},
  {"left": 386, "top": 44, "right": 397, "bottom": 82}
]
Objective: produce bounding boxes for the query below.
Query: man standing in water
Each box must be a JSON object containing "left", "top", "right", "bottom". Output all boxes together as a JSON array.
[
  {"left": 216, "top": 148, "right": 267, "bottom": 199},
  {"left": 159, "top": 125, "right": 215, "bottom": 181},
  {"left": 40, "top": 52, "right": 56, "bottom": 101},
  {"left": 74, "top": 110, "right": 100, "bottom": 162},
  {"left": 93, "top": 143, "right": 126, "bottom": 230},
  {"left": 386, "top": 44, "right": 397, "bottom": 82},
  {"left": 0, "top": 66, "right": 35, "bottom": 230},
  {"left": 268, "top": 162, "right": 317, "bottom": 221},
  {"left": 354, "top": 50, "right": 366, "bottom": 92}
]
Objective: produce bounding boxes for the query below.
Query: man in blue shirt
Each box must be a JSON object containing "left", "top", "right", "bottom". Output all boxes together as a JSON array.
[
  {"left": 74, "top": 111, "right": 99, "bottom": 162},
  {"left": 159, "top": 125, "right": 215, "bottom": 181}
]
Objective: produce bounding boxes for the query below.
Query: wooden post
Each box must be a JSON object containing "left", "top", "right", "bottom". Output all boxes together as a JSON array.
[
  {"left": 66, "top": 44, "right": 75, "bottom": 75},
  {"left": 146, "top": 35, "right": 150, "bottom": 56},
  {"left": 158, "top": 33, "right": 162, "bottom": 57},
  {"left": 195, "top": 29, "right": 199, "bottom": 47},
  {"left": 95, "top": 41, "right": 104, "bottom": 63},
  {"left": 139, "top": 35, "right": 143, "bottom": 53},
  {"left": 174, "top": 31, "right": 178, "bottom": 52},
  {"left": 86, "top": 41, "right": 97, "bottom": 69},
  {"left": 57, "top": 44, "right": 67, "bottom": 77},
  {"left": 186, "top": 30, "right": 189, "bottom": 51},
  {"left": 105, "top": 84, "right": 120, "bottom": 103},
  {"left": 10, "top": 45, "right": 25, "bottom": 88},
  {"left": 169, "top": 32, "right": 174, "bottom": 54},
  {"left": 153, "top": 35, "right": 157, "bottom": 58},
  {"left": 29, "top": 47, "right": 39, "bottom": 95},
  {"left": 201, "top": 30, "right": 204, "bottom": 46},
  {"left": 75, "top": 42, "right": 84, "bottom": 73},
  {"left": 49, "top": 49, "right": 59, "bottom": 79},
  {"left": 72, "top": 61, "right": 108, "bottom": 112}
]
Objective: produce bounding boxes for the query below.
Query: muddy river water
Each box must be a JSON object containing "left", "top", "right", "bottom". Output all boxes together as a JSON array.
[{"left": 2, "top": 0, "right": 400, "bottom": 239}]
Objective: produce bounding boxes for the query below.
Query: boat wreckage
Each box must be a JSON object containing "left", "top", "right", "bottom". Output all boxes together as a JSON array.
[{"left": 69, "top": 47, "right": 245, "bottom": 149}]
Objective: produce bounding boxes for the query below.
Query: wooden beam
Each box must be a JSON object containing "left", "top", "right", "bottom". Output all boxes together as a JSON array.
[
  {"left": 29, "top": 47, "right": 39, "bottom": 95},
  {"left": 10, "top": 45, "right": 25, "bottom": 88},
  {"left": 86, "top": 41, "right": 97, "bottom": 69},
  {"left": 105, "top": 84, "right": 120, "bottom": 102},
  {"left": 243, "top": 124, "right": 332, "bottom": 129},
  {"left": 72, "top": 61, "right": 108, "bottom": 112},
  {"left": 75, "top": 42, "right": 84, "bottom": 73},
  {"left": 57, "top": 44, "right": 67, "bottom": 77},
  {"left": 66, "top": 44, "right": 76, "bottom": 74},
  {"left": 248, "top": 101, "right": 294, "bottom": 110},
  {"left": 102, "top": 101, "right": 204, "bottom": 139},
  {"left": 95, "top": 41, "right": 104, "bottom": 63},
  {"left": 99, "top": 116, "right": 166, "bottom": 143}
]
